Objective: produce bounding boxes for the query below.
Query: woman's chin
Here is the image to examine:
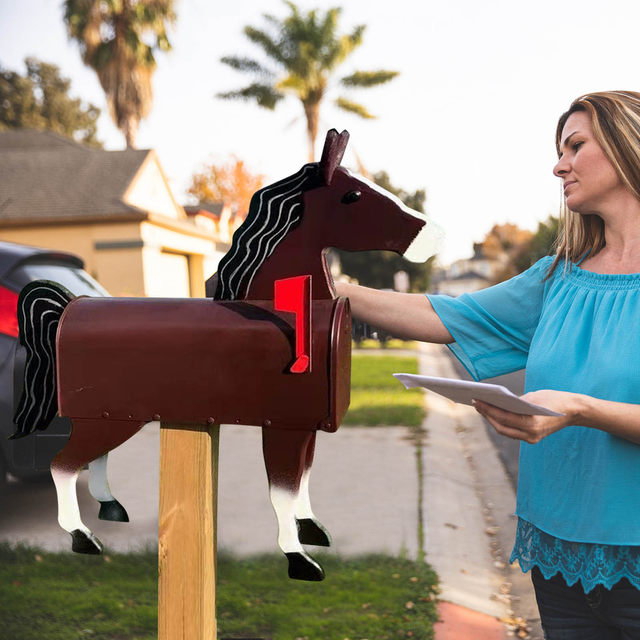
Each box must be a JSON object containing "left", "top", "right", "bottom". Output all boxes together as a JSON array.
[{"left": 565, "top": 197, "right": 588, "bottom": 214}]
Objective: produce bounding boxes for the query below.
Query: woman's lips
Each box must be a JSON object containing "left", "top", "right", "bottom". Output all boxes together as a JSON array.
[{"left": 563, "top": 180, "right": 577, "bottom": 193}]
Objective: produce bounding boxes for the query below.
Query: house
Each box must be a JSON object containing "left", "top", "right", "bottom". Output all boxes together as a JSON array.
[
  {"left": 430, "top": 243, "right": 507, "bottom": 296},
  {"left": 183, "top": 200, "right": 244, "bottom": 247},
  {"left": 0, "top": 130, "right": 228, "bottom": 297}
]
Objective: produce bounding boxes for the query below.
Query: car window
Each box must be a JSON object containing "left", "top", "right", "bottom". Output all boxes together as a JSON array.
[{"left": 11, "top": 263, "right": 109, "bottom": 297}]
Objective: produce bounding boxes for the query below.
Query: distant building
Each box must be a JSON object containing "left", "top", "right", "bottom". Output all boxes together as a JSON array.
[
  {"left": 0, "top": 130, "right": 229, "bottom": 297},
  {"left": 430, "top": 243, "right": 508, "bottom": 296},
  {"left": 183, "top": 200, "right": 244, "bottom": 247}
]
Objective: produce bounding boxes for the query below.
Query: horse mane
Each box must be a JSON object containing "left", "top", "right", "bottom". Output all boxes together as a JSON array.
[{"left": 214, "top": 163, "right": 322, "bottom": 301}]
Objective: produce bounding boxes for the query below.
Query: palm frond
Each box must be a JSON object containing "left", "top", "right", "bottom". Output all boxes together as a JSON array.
[
  {"left": 220, "top": 56, "right": 275, "bottom": 78},
  {"left": 335, "top": 97, "right": 375, "bottom": 119},
  {"left": 318, "top": 6, "right": 340, "bottom": 45},
  {"left": 341, "top": 70, "right": 399, "bottom": 88},
  {"left": 277, "top": 75, "right": 303, "bottom": 91},
  {"left": 244, "top": 26, "right": 286, "bottom": 65},
  {"left": 138, "top": 0, "right": 176, "bottom": 30},
  {"left": 283, "top": 1, "right": 299, "bottom": 16},
  {"left": 324, "top": 24, "right": 365, "bottom": 68},
  {"left": 217, "top": 83, "right": 284, "bottom": 109},
  {"left": 276, "top": 73, "right": 320, "bottom": 98},
  {"left": 348, "top": 24, "right": 365, "bottom": 49}
]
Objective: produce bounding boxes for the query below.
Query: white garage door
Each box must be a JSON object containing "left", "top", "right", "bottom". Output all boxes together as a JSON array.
[{"left": 145, "top": 251, "right": 191, "bottom": 297}]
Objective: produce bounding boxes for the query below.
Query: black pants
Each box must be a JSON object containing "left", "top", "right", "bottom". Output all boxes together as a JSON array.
[{"left": 532, "top": 566, "right": 640, "bottom": 639}]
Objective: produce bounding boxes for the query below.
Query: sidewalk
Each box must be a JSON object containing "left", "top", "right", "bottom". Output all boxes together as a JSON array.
[
  {"left": 0, "top": 342, "right": 542, "bottom": 638},
  {"left": 416, "top": 342, "right": 542, "bottom": 639}
]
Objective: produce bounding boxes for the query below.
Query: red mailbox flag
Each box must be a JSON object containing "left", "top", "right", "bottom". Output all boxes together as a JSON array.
[{"left": 274, "top": 275, "right": 312, "bottom": 374}]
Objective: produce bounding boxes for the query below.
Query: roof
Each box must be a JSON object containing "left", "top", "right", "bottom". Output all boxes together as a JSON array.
[
  {"left": 0, "top": 129, "right": 86, "bottom": 151},
  {"left": 450, "top": 270, "right": 489, "bottom": 281},
  {"left": 184, "top": 201, "right": 225, "bottom": 219},
  {"left": 0, "top": 129, "right": 150, "bottom": 225}
]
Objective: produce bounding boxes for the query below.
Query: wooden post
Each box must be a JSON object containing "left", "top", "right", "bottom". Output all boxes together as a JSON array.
[{"left": 158, "top": 423, "right": 219, "bottom": 640}]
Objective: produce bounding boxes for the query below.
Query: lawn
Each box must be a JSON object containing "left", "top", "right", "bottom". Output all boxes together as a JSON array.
[
  {"left": 343, "top": 354, "right": 425, "bottom": 427},
  {"left": 0, "top": 354, "right": 433, "bottom": 639},
  {"left": 0, "top": 545, "right": 439, "bottom": 640}
]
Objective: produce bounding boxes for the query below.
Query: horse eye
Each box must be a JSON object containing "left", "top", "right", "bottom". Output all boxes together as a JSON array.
[{"left": 341, "top": 190, "right": 361, "bottom": 204}]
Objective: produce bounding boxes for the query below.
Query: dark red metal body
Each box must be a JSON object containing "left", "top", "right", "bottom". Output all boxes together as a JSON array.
[{"left": 56, "top": 296, "right": 351, "bottom": 432}]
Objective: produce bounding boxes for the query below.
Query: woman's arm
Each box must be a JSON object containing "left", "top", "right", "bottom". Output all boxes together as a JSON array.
[
  {"left": 334, "top": 281, "right": 453, "bottom": 344},
  {"left": 474, "top": 389, "right": 640, "bottom": 445}
]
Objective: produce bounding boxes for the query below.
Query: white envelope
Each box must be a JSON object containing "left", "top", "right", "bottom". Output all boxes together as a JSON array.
[{"left": 393, "top": 373, "right": 564, "bottom": 417}]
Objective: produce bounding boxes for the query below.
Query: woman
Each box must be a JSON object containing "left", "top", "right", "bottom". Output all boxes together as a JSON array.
[{"left": 335, "top": 91, "right": 640, "bottom": 638}]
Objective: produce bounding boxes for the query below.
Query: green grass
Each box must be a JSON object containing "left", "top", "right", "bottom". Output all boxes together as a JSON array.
[
  {"left": 0, "top": 544, "right": 156, "bottom": 640},
  {"left": 0, "top": 545, "right": 439, "bottom": 640},
  {"left": 344, "top": 355, "right": 425, "bottom": 427},
  {"left": 354, "top": 339, "right": 419, "bottom": 350}
]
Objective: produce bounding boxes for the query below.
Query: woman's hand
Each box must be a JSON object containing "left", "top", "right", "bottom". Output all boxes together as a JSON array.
[{"left": 472, "top": 390, "right": 588, "bottom": 444}]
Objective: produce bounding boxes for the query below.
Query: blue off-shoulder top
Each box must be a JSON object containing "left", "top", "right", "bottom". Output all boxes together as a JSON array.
[{"left": 428, "top": 256, "right": 640, "bottom": 592}]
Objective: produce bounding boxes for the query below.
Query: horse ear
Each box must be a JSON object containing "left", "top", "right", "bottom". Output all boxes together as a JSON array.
[
  {"left": 319, "top": 129, "right": 349, "bottom": 185},
  {"left": 335, "top": 130, "right": 349, "bottom": 166}
]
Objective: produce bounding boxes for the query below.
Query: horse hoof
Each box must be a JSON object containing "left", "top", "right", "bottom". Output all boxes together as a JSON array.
[
  {"left": 70, "top": 529, "right": 103, "bottom": 555},
  {"left": 296, "top": 518, "right": 332, "bottom": 547},
  {"left": 285, "top": 552, "right": 325, "bottom": 581},
  {"left": 99, "top": 500, "right": 129, "bottom": 522}
]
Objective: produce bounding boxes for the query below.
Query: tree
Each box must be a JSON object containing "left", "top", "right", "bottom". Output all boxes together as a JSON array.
[
  {"left": 478, "top": 220, "right": 559, "bottom": 283},
  {"left": 0, "top": 57, "right": 101, "bottom": 146},
  {"left": 475, "top": 222, "right": 531, "bottom": 283},
  {"left": 336, "top": 171, "right": 433, "bottom": 292},
  {"left": 188, "top": 156, "right": 265, "bottom": 218},
  {"left": 218, "top": 1, "right": 398, "bottom": 161},
  {"left": 480, "top": 222, "right": 533, "bottom": 261},
  {"left": 63, "top": 0, "right": 175, "bottom": 148},
  {"left": 514, "top": 216, "right": 559, "bottom": 273}
]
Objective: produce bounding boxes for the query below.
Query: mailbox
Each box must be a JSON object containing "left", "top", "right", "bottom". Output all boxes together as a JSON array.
[{"left": 57, "top": 296, "right": 351, "bottom": 432}]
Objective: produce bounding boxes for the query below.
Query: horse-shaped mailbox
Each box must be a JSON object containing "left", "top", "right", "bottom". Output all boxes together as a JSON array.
[{"left": 13, "top": 129, "right": 440, "bottom": 581}]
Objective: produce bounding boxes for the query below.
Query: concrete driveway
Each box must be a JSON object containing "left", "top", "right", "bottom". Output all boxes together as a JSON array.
[{"left": 0, "top": 420, "right": 423, "bottom": 559}]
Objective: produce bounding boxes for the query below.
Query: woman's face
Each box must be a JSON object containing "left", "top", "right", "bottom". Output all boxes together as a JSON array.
[{"left": 553, "top": 110, "right": 625, "bottom": 215}]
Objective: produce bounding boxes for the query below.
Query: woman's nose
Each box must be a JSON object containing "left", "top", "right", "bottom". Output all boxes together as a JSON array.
[{"left": 553, "top": 155, "right": 569, "bottom": 177}]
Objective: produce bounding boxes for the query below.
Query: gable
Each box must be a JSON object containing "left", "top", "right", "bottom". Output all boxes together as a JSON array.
[{"left": 124, "top": 152, "right": 185, "bottom": 221}]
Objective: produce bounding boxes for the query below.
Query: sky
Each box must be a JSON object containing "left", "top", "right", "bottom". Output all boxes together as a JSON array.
[{"left": 2, "top": 0, "right": 640, "bottom": 264}]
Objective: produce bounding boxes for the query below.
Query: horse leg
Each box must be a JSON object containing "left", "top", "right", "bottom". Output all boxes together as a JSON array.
[
  {"left": 262, "top": 427, "right": 324, "bottom": 581},
  {"left": 88, "top": 453, "right": 129, "bottom": 523},
  {"left": 294, "top": 431, "right": 331, "bottom": 547},
  {"left": 51, "top": 418, "right": 145, "bottom": 554}
]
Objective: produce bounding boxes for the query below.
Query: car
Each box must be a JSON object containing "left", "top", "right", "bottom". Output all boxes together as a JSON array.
[{"left": 0, "top": 241, "right": 109, "bottom": 489}]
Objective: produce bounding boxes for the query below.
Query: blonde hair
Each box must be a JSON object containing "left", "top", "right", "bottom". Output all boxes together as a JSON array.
[{"left": 549, "top": 90, "right": 640, "bottom": 275}]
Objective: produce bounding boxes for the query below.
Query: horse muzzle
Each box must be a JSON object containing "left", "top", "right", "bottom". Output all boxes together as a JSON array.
[{"left": 402, "top": 215, "right": 445, "bottom": 263}]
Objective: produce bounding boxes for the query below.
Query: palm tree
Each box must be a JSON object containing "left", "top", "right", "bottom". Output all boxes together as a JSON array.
[
  {"left": 63, "top": 0, "right": 175, "bottom": 148},
  {"left": 218, "top": 1, "right": 399, "bottom": 161}
]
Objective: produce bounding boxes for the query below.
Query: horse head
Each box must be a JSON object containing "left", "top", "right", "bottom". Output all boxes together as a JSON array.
[
  {"left": 310, "top": 130, "right": 443, "bottom": 263},
  {"left": 212, "top": 129, "right": 442, "bottom": 301}
]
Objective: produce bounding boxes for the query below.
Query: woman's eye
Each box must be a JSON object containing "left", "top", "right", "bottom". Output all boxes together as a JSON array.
[
  {"left": 572, "top": 141, "right": 584, "bottom": 152},
  {"left": 341, "top": 190, "right": 361, "bottom": 204}
]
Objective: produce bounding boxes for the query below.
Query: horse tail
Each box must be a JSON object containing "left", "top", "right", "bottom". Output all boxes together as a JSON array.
[{"left": 12, "top": 280, "right": 74, "bottom": 439}]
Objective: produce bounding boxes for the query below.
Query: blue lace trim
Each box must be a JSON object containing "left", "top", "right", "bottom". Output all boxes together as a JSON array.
[{"left": 510, "top": 518, "right": 640, "bottom": 592}]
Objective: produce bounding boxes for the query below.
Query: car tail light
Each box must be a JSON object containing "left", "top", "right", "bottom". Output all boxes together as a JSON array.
[{"left": 0, "top": 285, "right": 19, "bottom": 337}]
